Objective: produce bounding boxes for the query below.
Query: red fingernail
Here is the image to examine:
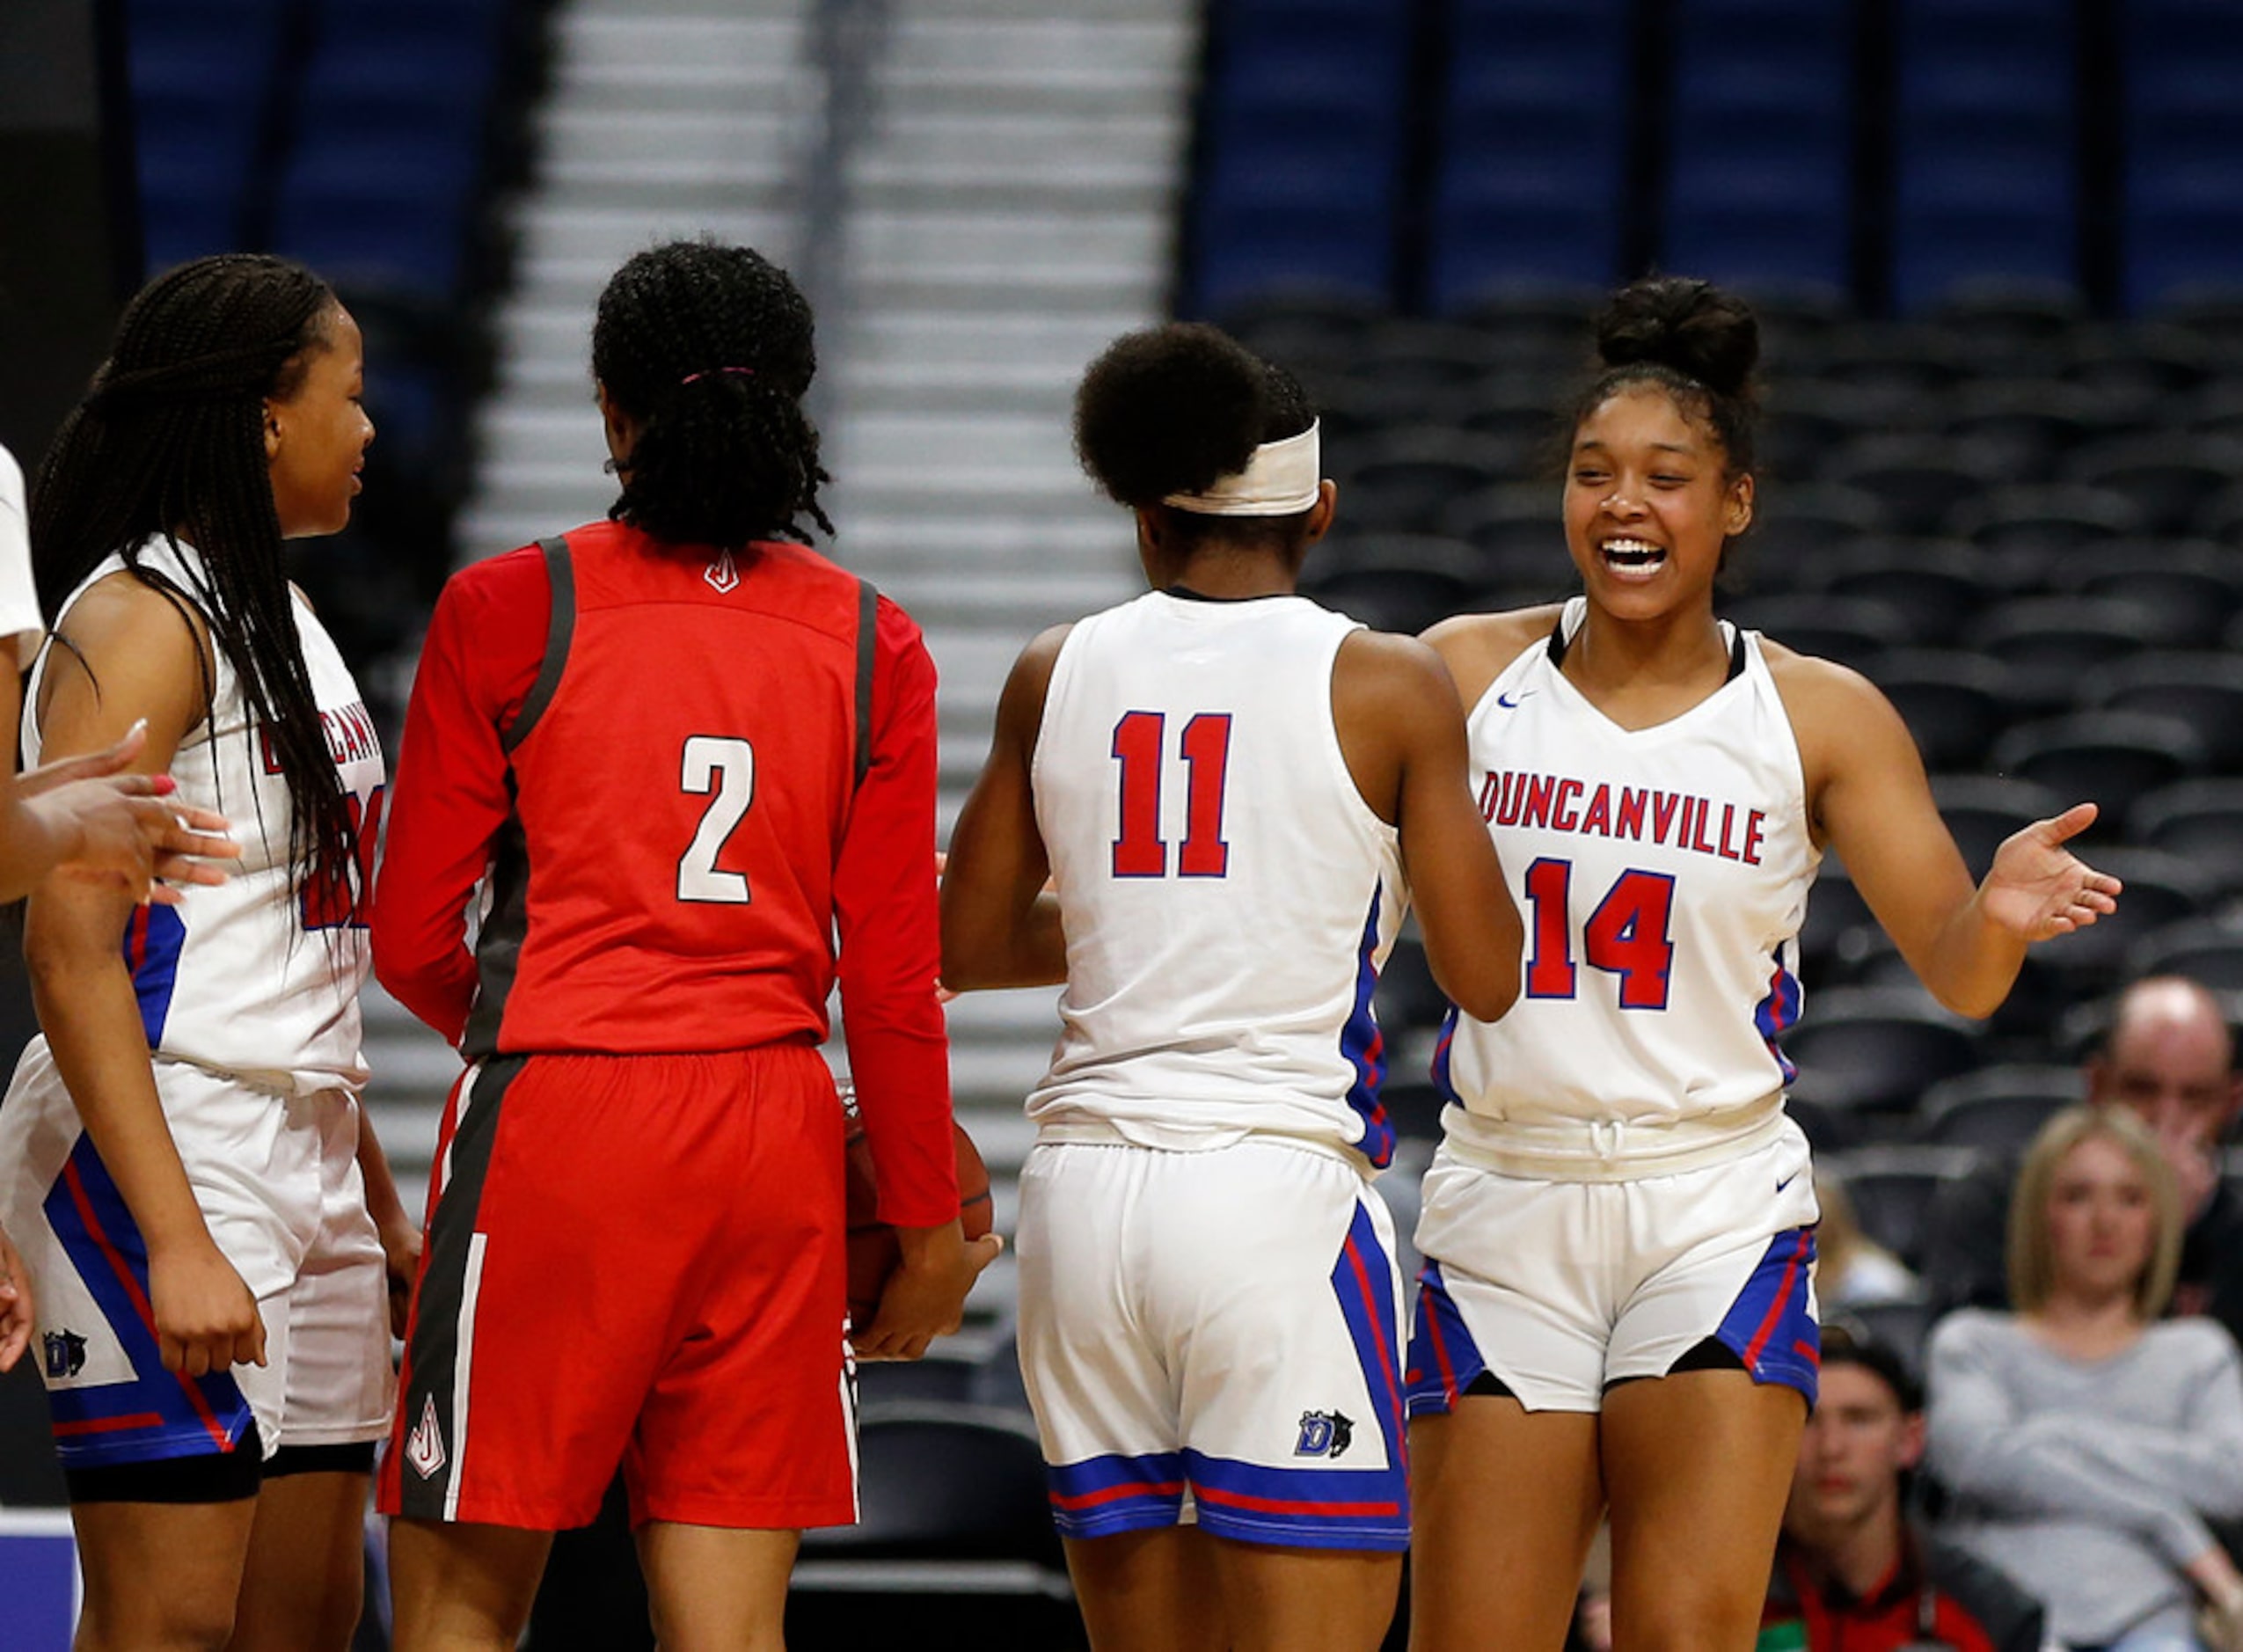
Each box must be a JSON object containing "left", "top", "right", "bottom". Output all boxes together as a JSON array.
[{"left": 152, "top": 774, "right": 178, "bottom": 796}]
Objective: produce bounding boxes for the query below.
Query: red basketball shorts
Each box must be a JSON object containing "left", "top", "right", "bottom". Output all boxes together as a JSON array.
[{"left": 378, "top": 1042, "right": 854, "bottom": 1531}]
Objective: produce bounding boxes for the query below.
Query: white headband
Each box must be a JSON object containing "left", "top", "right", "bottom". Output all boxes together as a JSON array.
[{"left": 1161, "top": 421, "right": 1322, "bottom": 516}]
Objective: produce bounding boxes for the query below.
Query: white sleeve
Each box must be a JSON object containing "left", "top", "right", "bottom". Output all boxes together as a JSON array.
[{"left": 0, "top": 445, "right": 45, "bottom": 670}]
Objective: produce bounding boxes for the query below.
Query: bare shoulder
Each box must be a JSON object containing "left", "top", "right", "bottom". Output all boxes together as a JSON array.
[
  {"left": 1334, "top": 626, "right": 1461, "bottom": 714},
  {"left": 1759, "top": 636, "right": 1900, "bottom": 737},
  {"left": 1418, "top": 603, "right": 1564, "bottom": 706},
  {"left": 56, "top": 567, "right": 209, "bottom": 665},
  {"left": 40, "top": 568, "right": 214, "bottom": 744}
]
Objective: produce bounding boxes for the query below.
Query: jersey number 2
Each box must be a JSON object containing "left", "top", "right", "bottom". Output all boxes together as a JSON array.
[
  {"left": 1111, "top": 710, "right": 1231, "bottom": 879},
  {"left": 1523, "top": 857, "right": 1675, "bottom": 1009},
  {"left": 678, "top": 735, "right": 754, "bottom": 903}
]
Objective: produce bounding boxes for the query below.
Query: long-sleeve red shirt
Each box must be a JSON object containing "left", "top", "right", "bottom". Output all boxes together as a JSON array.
[{"left": 372, "top": 523, "right": 957, "bottom": 1226}]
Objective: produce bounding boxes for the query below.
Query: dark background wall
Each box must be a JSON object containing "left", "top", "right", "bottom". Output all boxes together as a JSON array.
[
  {"left": 0, "top": 0, "right": 135, "bottom": 467},
  {"left": 0, "top": 0, "right": 126, "bottom": 1505}
]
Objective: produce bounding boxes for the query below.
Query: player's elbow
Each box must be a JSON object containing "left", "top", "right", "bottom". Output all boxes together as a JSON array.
[{"left": 1426, "top": 946, "right": 1520, "bottom": 1025}]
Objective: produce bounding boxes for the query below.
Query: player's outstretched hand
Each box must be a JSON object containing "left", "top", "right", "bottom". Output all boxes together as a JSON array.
[
  {"left": 854, "top": 1221, "right": 1005, "bottom": 1363},
  {"left": 0, "top": 1221, "right": 33, "bottom": 1373},
  {"left": 1982, "top": 802, "right": 2123, "bottom": 942},
  {"left": 150, "top": 1238, "right": 266, "bottom": 1378},
  {"left": 24, "top": 720, "right": 240, "bottom": 904}
]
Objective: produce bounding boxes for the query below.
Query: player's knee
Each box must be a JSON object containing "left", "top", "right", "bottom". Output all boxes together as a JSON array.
[{"left": 1613, "top": 1575, "right": 1763, "bottom": 1652}]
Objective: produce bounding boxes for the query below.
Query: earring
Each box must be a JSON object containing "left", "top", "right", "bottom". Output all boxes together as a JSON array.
[{"left": 603, "top": 457, "right": 619, "bottom": 475}]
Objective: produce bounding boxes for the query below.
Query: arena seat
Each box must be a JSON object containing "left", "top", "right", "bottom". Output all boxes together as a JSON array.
[
  {"left": 1913, "top": 1064, "right": 2079, "bottom": 1154},
  {"left": 1989, "top": 711, "right": 2206, "bottom": 834},
  {"left": 791, "top": 1403, "right": 1072, "bottom": 1646},
  {"left": 1944, "top": 485, "right": 2145, "bottom": 552},
  {"left": 2072, "top": 434, "right": 2243, "bottom": 538},
  {"left": 1889, "top": 0, "right": 2079, "bottom": 312},
  {"left": 1925, "top": 774, "right": 2067, "bottom": 880},
  {"left": 1428, "top": 0, "right": 1631, "bottom": 308},
  {"left": 2120, "top": 1, "right": 2243, "bottom": 311},
  {"left": 2125, "top": 917, "right": 2243, "bottom": 994},
  {"left": 1721, "top": 594, "right": 1910, "bottom": 676},
  {"left": 1973, "top": 594, "right": 2161, "bottom": 712},
  {"left": 1818, "top": 541, "right": 2001, "bottom": 648},
  {"left": 1662, "top": 0, "right": 1859, "bottom": 297},
  {"left": 1937, "top": 379, "right": 2107, "bottom": 482},
  {"left": 2130, "top": 780, "right": 2243, "bottom": 898},
  {"left": 2050, "top": 545, "right": 2243, "bottom": 651},
  {"left": 2077, "top": 653, "right": 2243, "bottom": 770},
  {"left": 1817, "top": 435, "right": 2007, "bottom": 537},
  {"left": 1780, "top": 984, "right": 1984, "bottom": 1118},
  {"left": 1859, "top": 648, "right": 2021, "bottom": 773},
  {"left": 1816, "top": 1144, "right": 1981, "bottom": 1272},
  {"left": 125, "top": 0, "right": 290, "bottom": 267},
  {"left": 2022, "top": 845, "right": 2213, "bottom": 985}
]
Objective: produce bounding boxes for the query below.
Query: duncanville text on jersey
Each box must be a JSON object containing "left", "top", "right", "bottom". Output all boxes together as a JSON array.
[{"left": 1476, "top": 770, "right": 1770, "bottom": 867}]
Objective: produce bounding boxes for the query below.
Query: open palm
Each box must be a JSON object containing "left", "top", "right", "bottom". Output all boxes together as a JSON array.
[{"left": 1982, "top": 802, "right": 2123, "bottom": 941}]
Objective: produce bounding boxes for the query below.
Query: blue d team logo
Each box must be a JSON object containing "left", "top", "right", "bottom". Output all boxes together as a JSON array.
[
  {"left": 1295, "top": 1409, "right": 1355, "bottom": 1458},
  {"left": 42, "top": 1329, "right": 85, "bottom": 1380}
]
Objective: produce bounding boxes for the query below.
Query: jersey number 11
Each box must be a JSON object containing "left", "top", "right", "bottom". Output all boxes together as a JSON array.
[{"left": 1110, "top": 710, "right": 1232, "bottom": 880}]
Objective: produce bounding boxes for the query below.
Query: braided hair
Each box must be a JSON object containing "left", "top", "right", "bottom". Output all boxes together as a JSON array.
[
  {"left": 32, "top": 253, "right": 357, "bottom": 911},
  {"left": 592, "top": 240, "right": 834, "bottom": 549}
]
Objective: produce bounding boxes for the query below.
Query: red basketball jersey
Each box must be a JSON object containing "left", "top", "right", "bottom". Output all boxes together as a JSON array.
[{"left": 376, "top": 520, "right": 957, "bottom": 1224}]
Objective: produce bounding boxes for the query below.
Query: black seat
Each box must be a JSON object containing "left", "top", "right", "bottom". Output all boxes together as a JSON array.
[
  {"left": 1818, "top": 435, "right": 2007, "bottom": 537},
  {"left": 1989, "top": 711, "right": 2205, "bottom": 837},
  {"left": 2124, "top": 916, "right": 2243, "bottom": 994},
  {"left": 1976, "top": 595, "right": 2160, "bottom": 713},
  {"left": 1928, "top": 773, "right": 2068, "bottom": 879},
  {"left": 2196, "top": 483, "right": 2243, "bottom": 548},
  {"left": 1817, "top": 1144, "right": 1981, "bottom": 1273},
  {"left": 1816, "top": 539, "right": 2001, "bottom": 649},
  {"left": 1372, "top": 932, "right": 1450, "bottom": 1037},
  {"left": 1797, "top": 864, "right": 1879, "bottom": 988},
  {"left": 1914, "top": 1064, "right": 2079, "bottom": 1154},
  {"left": 2073, "top": 433, "right": 2243, "bottom": 537},
  {"left": 792, "top": 1403, "right": 1071, "bottom": 1644},
  {"left": 1826, "top": 1297, "right": 1936, "bottom": 1382},
  {"left": 2076, "top": 653, "right": 2243, "bottom": 770},
  {"left": 1939, "top": 378, "right": 2108, "bottom": 484},
  {"left": 1440, "top": 480, "right": 1561, "bottom": 562},
  {"left": 1303, "top": 533, "right": 1482, "bottom": 634},
  {"left": 1721, "top": 594, "right": 1909, "bottom": 676},
  {"left": 1339, "top": 426, "right": 1509, "bottom": 534},
  {"left": 2049, "top": 541, "right": 2243, "bottom": 649},
  {"left": 1864, "top": 648, "right": 2024, "bottom": 773},
  {"left": 1944, "top": 484, "right": 2145, "bottom": 552},
  {"left": 2131, "top": 779, "right": 2243, "bottom": 897},
  {"left": 1780, "top": 985, "right": 1984, "bottom": 1117},
  {"left": 1746, "top": 480, "right": 1889, "bottom": 559}
]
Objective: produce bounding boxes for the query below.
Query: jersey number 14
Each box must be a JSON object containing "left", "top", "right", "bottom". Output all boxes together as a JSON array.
[{"left": 1524, "top": 857, "right": 1676, "bottom": 1009}]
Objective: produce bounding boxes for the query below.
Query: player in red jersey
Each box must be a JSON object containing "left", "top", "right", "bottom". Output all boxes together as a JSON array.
[{"left": 373, "top": 240, "right": 1000, "bottom": 1652}]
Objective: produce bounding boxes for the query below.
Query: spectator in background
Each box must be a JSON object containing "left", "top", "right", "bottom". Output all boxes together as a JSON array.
[
  {"left": 1925, "top": 1106, "right": 2243, "bottom": 1650},
  {"left": 1922, "top": 976, "right": 2243, "bottom": 1346},
  {"left": 1764, "top": 1327, "right": 2042, "bottom": 1651},
  {"left": 1816, "top": 1170, "right": 1921, "bottom": 1310}
]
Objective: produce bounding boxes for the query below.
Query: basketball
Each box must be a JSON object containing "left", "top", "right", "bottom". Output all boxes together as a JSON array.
[{"left": 844, "top": 1117, "right": 994, "bottom": 1334}]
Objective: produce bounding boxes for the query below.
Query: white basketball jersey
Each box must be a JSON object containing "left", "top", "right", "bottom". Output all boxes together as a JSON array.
[
  {"left": 1026, "top": 590, "right": 1406, "bottom": 1166},
  {"left": 1438, "top": 598, "right": 1819, "bottom": 1166},
  {"left": 27, "top": 537, "right": 380, "bottom": 1092}
]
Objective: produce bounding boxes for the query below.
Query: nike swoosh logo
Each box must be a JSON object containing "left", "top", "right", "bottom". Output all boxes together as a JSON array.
[
  {"left": 1776, "top": 1173, "right": 1800, "bottom": 1195},
  {"left": 1495, "top": 691, "right": 1535, "bottom": 709}
]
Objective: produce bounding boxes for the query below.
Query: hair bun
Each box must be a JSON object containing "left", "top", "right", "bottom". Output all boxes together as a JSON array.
[{"left": 1595, "top": 276, "right": 1759, "bottom": 403}]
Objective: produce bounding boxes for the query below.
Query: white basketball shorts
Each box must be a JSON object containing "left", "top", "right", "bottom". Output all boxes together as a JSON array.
[
  {"left": 1015, "top": 1137, "right": 1409, "bottom": 1552},
  {"left": 1406, "top": 1115, "right": 1821, "bottom": 1416},
  {"left": 0, "top": 1041, "right": 393, "bottom": 1470}
]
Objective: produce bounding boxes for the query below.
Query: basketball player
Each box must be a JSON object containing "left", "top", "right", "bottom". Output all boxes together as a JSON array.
[
  {"left": 941, "top": 323, "right": 1523, "bottom": 1652},
  {"left": 0, "top": 255, "right": 417, "bottom": 1651},
  {"left": 0, "top": 440, "right": 246, "bottom": 1378},
  {"left": 374, "top": 240, "right": 998, "bottom": 1652},
  {"left": 1404, "top": 275, "right": 2120, "bottom": 1650}
]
